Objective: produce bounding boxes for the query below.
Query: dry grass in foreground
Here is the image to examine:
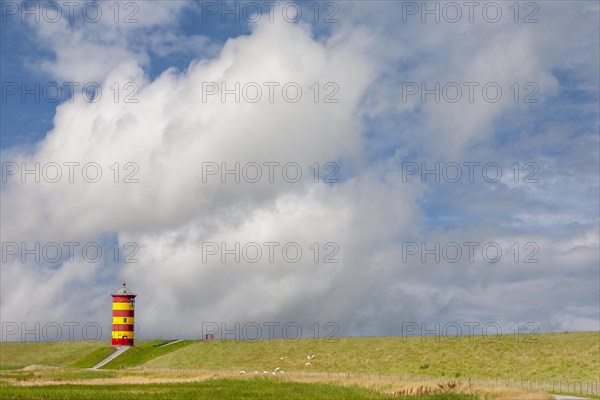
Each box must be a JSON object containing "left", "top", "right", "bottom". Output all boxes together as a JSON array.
[{"left": 0, "top": 366, "right": 553, "bottom": 399}]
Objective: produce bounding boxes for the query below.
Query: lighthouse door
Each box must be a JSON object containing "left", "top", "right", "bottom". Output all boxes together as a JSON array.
[{"left": 123, "top": 335, "right": 128, "bottom": 344}]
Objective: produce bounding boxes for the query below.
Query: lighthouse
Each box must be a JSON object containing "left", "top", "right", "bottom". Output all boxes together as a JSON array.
[{"left": 111, "top": 283, "right": 136, "bottom": 346}]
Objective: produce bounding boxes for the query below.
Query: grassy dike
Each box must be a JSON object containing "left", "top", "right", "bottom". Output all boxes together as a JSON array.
[
  {"left": 0, "top": 341, "right": 113, "bottom": 368},
  {"left": 0, "top": 332, "right": 596, "bottom": 400},
  {"left": 100, "top": 340, "right": 194, "bottom": 369},
  {"left": 0, "top": 333, "right": 597, "bottom": 380},
  {"left": 142, "top": 332, "right": 599, "bottom": 381}
]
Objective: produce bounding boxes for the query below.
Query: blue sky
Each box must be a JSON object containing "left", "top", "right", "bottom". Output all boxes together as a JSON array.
[{"left": 0, "top": 1, "right": 598, "bottom": 341}]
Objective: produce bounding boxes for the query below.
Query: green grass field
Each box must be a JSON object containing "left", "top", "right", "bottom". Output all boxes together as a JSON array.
[
  {"left": 140, "top": 332, "right": 599, "bottom": 381},
  {"left": 0, "top": 378, "right": 477, "bottom": 400},
  {"left": 0, "top": 333, "right": 597, "bottom": 380},
  {"left": 0, "top": 332, "right": 597, "bottom": 400}
]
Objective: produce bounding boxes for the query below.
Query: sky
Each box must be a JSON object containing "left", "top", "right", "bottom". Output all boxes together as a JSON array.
[{"left": 0, "top": 1, "right": 598, "bottom": 342}]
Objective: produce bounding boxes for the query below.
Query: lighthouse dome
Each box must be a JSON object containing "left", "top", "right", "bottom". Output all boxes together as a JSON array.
[{"left": 112, "top": 282, "right": 136, "bottom": 296}]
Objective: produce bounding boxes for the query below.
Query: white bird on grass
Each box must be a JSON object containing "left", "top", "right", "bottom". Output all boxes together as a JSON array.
[
  {"left": 239, "top": 370, "right": 246, "bottom": 374},
  {"left": 305, "top": 362, "right": 311, "bottom": 366}
]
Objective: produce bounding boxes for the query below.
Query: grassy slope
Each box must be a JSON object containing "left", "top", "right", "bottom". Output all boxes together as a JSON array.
[
  {"left": 0, "top": 332, "right": 597, "bottom": 382},
  {"left": 0, "top": 378, "right": 477, "bottom": 400},
  {"left": 143, "top": 332, "right": 599, "bottom": 381},
  {"left": 70, "top": 347, "right": 117, "bottom": 368},
  {"left": 0, "top": 340, "right": 180, "bottom": 369},
  {"left": 0, "top": 341, "right": 112, "bottom": 367},
  {"left": 100, "top": 340, "right": 194, "bottom": 369}
]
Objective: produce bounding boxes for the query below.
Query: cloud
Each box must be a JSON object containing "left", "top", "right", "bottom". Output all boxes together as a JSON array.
[
  {"left": 1, "top": 1, "right": 598, "bottom": 340},
  {"left": 21, "top": 1, "right": 199, "bottom": 83},
  {"left": 2, "top": 14, "right": 376, "bottom": 241},
  {"left": 2, "top": 10, "right": 384, "bottom": 337}
]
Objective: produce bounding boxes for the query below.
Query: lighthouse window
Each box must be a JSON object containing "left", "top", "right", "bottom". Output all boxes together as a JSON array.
[
  {"left": 130, "top": 300, "right": 135, "bottom": 307},
  {"left": 123, "top": 318, "right": 127, "bottom": 323}
]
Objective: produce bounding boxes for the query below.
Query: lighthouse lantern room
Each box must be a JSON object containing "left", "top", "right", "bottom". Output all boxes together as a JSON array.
[{"left": 111, "top": 283, "right": 136, "bottom": 346}]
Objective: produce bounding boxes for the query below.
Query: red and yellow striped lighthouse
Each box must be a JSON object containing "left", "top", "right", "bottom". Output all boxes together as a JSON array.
[{"left": 111, "top": 283, "right": 136, "bottom": 346}]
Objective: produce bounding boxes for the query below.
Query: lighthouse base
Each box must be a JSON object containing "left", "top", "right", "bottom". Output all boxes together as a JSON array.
[{"left": 112, "top": 338, "right": 134, "bottom": 346}]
